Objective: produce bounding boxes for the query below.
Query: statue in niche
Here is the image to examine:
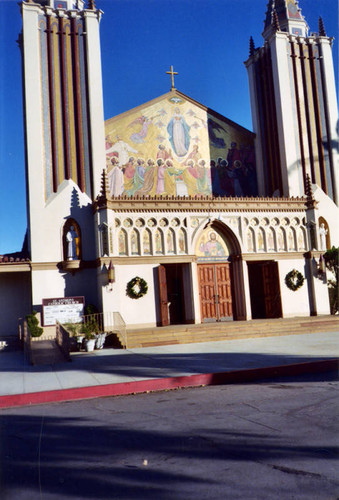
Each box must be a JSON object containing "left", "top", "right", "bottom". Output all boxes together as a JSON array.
[
  {"left": 319, "top": 223, "right": 328, "bottom": 251},
  {"left": 66, "top": 226, "right": 78, "bottom": 261}
]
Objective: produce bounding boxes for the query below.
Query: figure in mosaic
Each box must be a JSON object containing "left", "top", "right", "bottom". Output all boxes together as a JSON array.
[{"left": 167, "top": 107, "right": 190, "bottom": 157}]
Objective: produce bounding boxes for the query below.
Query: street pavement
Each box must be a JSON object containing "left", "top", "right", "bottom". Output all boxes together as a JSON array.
[
  {"left": 0, "top": 331, "right": 338, "bottom": 408},
  {"left": 0, "top": 374, "right": 338, "bottom": 499}
]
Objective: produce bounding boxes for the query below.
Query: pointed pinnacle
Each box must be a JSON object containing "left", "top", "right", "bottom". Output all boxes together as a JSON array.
[
  {"left": 318, "top": 17, "right": 326, "bottom": 37},
  {"left": 305, "top": 173, "right": 315, "bottom": 204},
  {"left": 101, "top": 169, "right": 108, "bottom": 197},
  {"left": 88, "top": 0, "right": 97, "bottom": 9},
  {"left": 249, "top": 36, "right": 255, "bottom": 57},
  {"left": 272, "top": 9, "right": 281, "bottom": 32}
]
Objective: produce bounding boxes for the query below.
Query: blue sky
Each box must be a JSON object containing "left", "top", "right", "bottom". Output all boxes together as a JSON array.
[{"left": 0, "top": 0, "right": 337, "bottom": 254}]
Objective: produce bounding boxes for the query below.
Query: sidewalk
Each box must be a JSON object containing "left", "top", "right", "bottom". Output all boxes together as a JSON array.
[{"left": 0, "top": 331, "right": 338, "bottom": 409}]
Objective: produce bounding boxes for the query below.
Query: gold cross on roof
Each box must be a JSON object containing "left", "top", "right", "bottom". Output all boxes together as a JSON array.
[{"left": 166, "top": 65, "right": 178, "bottom": 90}]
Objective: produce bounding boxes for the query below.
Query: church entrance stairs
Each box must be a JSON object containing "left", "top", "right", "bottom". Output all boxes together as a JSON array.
[{"left": 123, "top": 316, "right": 339, "bottom": 349}]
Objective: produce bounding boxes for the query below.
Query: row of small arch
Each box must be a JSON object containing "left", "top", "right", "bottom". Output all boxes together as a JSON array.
[{"left": 246, "top": 226, "right": 308, "bottom": 253}]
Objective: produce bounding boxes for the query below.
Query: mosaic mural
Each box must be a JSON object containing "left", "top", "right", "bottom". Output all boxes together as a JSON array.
[
  {"left": 196, "top": 230, "right": 230, "bottom": 262},
  {"left": 105, "top": 94, "right": 257, "bottom": 198}
]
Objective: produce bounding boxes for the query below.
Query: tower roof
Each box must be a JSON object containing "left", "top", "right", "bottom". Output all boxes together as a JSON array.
[{"left": 263, "top": 0, "right": 309, "bottom": 39}]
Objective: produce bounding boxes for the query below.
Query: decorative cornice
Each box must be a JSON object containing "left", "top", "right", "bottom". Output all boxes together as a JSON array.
[
  {"left": 93, "top": 195, "right": 310, "bottom": 213},
  {"left": 243, "top": 252, "right": 307, "bottom": 261},
  {"left": 0, "top": 262, "right": 31, "bottom": 273},
  {"left": 97, "top": 255, "right": 197, "bottom": 266}
]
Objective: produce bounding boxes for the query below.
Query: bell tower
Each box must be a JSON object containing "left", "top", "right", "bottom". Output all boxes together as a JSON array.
[
  {"left": 20, "top": 0, "right": 106, "bottom": 262},
  {"left": 245, "top": 0, "right": 338, "bottom": 205}
]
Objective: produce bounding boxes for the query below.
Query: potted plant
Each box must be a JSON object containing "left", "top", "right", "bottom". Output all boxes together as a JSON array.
[
  {"left": 81, "top": 320, "right": 99, "bottom": 352},
  {"left": 95, "top": 332, "right": 107, "bottom": 350},
  {"left": 84, "top": 331, "right": 96, "bottom": 352}
]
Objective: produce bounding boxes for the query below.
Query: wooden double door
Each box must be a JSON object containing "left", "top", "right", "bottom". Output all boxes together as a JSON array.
[{"left": 198, "top": 263, "right": 233, "bottom": 322}]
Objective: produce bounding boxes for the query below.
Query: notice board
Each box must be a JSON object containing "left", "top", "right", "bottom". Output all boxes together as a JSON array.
[{"left": 42, "top": 297, "right": 85, "bottom": 326}]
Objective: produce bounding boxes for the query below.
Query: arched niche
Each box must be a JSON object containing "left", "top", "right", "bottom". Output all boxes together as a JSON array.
[
  {"left": 257, "top": 227, "right": 265, "bottom": 252},
  {"left": 154, "top": 228, "right": 164, "bottom": 255},
  {"left": 130, "top": 229, "right": 140, "bottom": 256},
  {"left": 63, "top": 218, "right": 82, "bottom": 261},
  {"left": 118, "top": 229, "right": 128, "bottom": 256},
  {"left": 142, "top": 229, "right": 152, "bottom": 255},
  {"left": 297, "top": 227, "right": 307, "bottom": 251},
  {"left": 318, "top": 217, "right": 331, "bottom": 251},
  {"left": 178, "top": 228, "right": 187, "bottom": 254},
  {"left": 277, "top": 227, "right": 286, "bottom": 251},
  {"left": 166, "top": 228, "right": 176, "bottom": 254},
  {"left": 267, "top": 227, "right": 276, "bottom": 252},
  {"left": 287, "top": 227, "right": 297, "bottom": 251},
  {"left": 246, "top": 227, "right": 255, "bottom": 252}
]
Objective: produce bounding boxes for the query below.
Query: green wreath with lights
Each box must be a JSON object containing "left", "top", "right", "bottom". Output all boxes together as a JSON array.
[
  {"left": 126, "top": 276, "right": 148, "bottom": 299},
  {"left": 285, "top": 269, "right": 304, "bottom": 291}
]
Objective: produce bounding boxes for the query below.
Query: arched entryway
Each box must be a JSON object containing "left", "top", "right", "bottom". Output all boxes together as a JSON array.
[{"left": 195, "top": 221, "right": 246, "bottom": 322}]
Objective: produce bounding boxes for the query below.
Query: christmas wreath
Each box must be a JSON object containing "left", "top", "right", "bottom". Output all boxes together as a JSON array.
[
  {"left": 126, "top": 276, "right": 148, "bottom": 299},
  {"left": 285, "top": 269, "right": 304, "bottom": 291}
]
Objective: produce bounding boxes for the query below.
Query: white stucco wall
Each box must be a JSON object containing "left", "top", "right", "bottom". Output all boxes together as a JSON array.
[
  {"left": 278, "top": 259, "right": 311, "bottom": 318},
  {"left": 101, "top": 264, "right": 158, "bottom": 327}
]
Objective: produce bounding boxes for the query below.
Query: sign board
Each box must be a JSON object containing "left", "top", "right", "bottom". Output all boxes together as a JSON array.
[{"left": 42, "top": 297, "right": 85, "bottom": 326}]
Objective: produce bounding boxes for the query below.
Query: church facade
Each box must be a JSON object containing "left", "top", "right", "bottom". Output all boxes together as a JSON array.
[{"left": 0, "top": 0, "right": 337, "bottom": 336}]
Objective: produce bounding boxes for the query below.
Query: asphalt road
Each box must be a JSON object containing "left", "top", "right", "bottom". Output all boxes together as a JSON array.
[{"left": 0, "top": 373, "right": 338, "bottom": 500}]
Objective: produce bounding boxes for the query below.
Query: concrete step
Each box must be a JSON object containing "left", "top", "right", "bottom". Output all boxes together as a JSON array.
[{"left": 123, "top": 316, "right": 339, "bottom": 348}]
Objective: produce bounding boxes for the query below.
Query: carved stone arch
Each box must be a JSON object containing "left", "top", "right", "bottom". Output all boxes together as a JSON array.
[
  {"left": 195, "top": 219, "right": 242, "bottom": 256},
  {"left": 63, "top": 218, "right": 82, "bottom": 261},
  {"left": 196, "top": 220, "right": 246, "bottom": 321}
]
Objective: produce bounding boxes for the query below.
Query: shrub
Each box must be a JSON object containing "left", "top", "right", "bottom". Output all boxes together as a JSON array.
[{"left": 26, "top": 311, "right": 43, "bottom": 338}]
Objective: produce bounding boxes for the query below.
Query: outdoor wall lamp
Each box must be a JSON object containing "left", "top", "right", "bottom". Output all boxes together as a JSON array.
[{"left": 108, "top": 261, "right": 115, "bottom": 284}]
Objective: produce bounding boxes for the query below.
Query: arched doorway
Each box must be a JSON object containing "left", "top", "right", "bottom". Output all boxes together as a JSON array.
[{"left": 195, "top": 221, "right": 246, "bottom": 322}]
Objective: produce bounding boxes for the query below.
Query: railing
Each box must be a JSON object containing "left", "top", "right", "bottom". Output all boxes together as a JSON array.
[
  {"left": 56, "top": 321, "right": 71, "bottom": 361},
  {"left": 81, "top": 311, "right": 127, "bottom": 349}
]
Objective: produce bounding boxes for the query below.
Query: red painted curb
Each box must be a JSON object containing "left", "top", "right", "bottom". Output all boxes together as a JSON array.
[{"left": 0, "top": 358, "right": 337, "bottom": 409}]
